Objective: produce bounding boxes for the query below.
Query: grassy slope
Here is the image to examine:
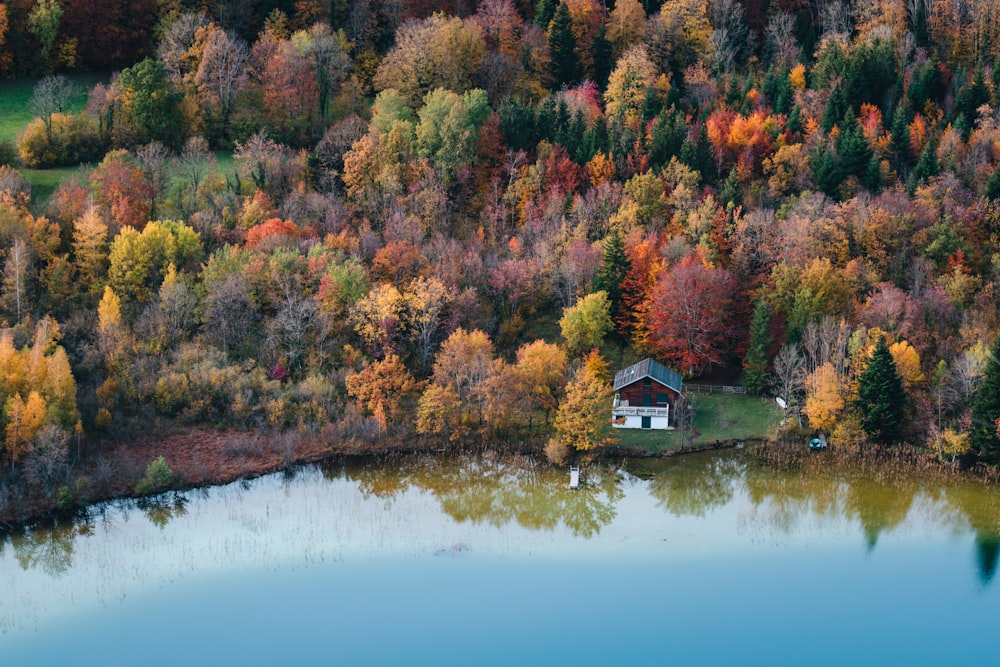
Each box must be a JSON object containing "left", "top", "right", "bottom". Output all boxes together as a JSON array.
[
  {"left": 0, "top": 74, "right": 102, "bottom": 143},
  {"left": 0, "top": 74, "right": 107, "bottom": 207},
  {"left": 613, "top": 393, "right": 783, "bottom": 455}
]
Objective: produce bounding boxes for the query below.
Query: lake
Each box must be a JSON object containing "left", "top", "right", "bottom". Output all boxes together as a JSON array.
[{"left": 2, "top": 449, "right": 999, "bottom": 666}]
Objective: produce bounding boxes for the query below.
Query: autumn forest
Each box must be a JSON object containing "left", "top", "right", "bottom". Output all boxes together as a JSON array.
[{"left": 2, "top": 0, "right": 1000, "bottom": 520}]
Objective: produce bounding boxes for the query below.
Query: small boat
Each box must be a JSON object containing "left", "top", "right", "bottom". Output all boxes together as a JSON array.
[
  {"left": 569, "top": 466, "right": 580, "bottom": 489},
  {"left": 809, "top": 433, "right": 828, "bottom": 450}
]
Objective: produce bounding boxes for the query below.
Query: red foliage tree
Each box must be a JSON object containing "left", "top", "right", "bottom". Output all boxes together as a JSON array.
[
  {"left": 642, "top": 251, "right": 738, "bottom": 377},
  {"left": 244, "top": 218, "right": 316, "bottom": 250}
]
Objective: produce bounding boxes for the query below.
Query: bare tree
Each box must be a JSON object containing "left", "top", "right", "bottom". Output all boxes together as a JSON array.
[
  {"left": 173, "top": 136, "right": 215, "bottom": 215},
  {"left": 204, "top": 273, "right": 259, "bottom": 354},
  {"left": 134, "top": 142, "right": 172, "bottom": 221},
  {"left": 24, "top": 425, "right": 69, "bottom": 498},
  {"left": 195, "top": 26, "right": 250, "bottom": 136},
  {"left": 1, "top": 239, "right": 33, "bottom": 324},
  {"left": 772, "top": 343, "right": 806, "bottom": 406},
  {"left": 158, "top": 11, "right": 210, "bottom": 82},
  {"left": 31, "top": 74, "right": 78, "bottom": 140},
  {"left": 766, "top": 12, "right": 799, "bottom": 66}
]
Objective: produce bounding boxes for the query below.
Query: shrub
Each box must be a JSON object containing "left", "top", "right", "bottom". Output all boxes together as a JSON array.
[
  {"left": 17, "top": 113, "right": 104, "bottom": 168},
  {"left": 0, "top": 139, "right": 19, "bottom": 167},
  {"left": 135, "top": 455, "right": 175, "bottom": 496}
]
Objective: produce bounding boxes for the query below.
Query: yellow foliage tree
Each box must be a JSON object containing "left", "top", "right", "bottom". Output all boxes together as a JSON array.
[
  {"left": 804, "top": 362, "right": 844, "bottom": 431},
  {"left": 4, "top": 391, "right": 46, "bottom": 470},
  {"left": 548, "top": 349, "right": 617, "bottom": 453},
  {"left": 888, "top": 340, "right": 924, "bottom": 392}
]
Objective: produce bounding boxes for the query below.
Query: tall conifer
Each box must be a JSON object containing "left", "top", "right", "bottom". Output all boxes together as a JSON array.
[
  {"left": 971, "top": 336, "right": 1000, "bottom": 464},
  {"left": 856, "top": 336, "right": 906, "bottom": 445}
]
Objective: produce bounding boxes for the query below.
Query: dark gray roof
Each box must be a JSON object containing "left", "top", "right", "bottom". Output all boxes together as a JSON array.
[{"left": 613, "top": 358, "right": 683, "bottom": 393}]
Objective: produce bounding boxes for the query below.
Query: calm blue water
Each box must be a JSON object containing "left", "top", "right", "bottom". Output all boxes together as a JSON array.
[{"left": 2, "top": 451, "right": 999, "bottom": 666}]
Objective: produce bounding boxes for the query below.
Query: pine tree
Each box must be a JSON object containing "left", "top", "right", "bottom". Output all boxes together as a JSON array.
[
  {"left": 593, "top": 229, "right": 629, "bottom": 322},
  {"left": 835, "top": 111, "right": 873, "bottom": 182},
  {"left": 821, "top": 84, "right": 848, "bottom": 132},
  {"left": 970, "top": 336, "right": 1000, "bottom": 465},
  {"left": 856, "top": 336, "right": 906, "bottom": 445},
  {"left": 536, "top": 0, "right": 557, "bottom": 29},
  {"left": 592, "top": 24, "right": 613, "bottom": 89},
  {"left": 907, "top": 139, "right": 938, "bottom": 194},
  {"left": 811, "top": 141, "right": 843, "bottom": 198},
  {"left": 986, "top": 164, "right": 1000, "bottom": 201},
  {"left": 742, "top": 300, "right": 772, "bottom": 396},
  {"left": 548, "top": 2, "right": 579, "bottom": 88},
  {"left": 888, "top": 102, "right": 912, "bottom": 172}
]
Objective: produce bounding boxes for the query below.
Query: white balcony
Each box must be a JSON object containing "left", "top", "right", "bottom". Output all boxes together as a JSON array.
[{"left": 611, "top": 406, "right": 670, "bottom": 418}]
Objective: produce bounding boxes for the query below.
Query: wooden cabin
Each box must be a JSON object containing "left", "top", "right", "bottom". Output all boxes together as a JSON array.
[{"left": 611, "top": 358, "right": 683, "bottom": 430}]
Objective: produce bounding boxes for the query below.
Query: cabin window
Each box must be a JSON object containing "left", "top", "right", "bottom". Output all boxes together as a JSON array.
[
  {"left": 643, "top": 378, "right": 651, "bottom": 387},
  {"left": 657, "top": 393, "right": 669, "bottom": 404}
]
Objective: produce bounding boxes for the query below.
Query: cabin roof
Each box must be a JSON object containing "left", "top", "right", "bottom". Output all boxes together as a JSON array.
[{"left": 613, "top": 358, "right": 683, "bottom": 393}]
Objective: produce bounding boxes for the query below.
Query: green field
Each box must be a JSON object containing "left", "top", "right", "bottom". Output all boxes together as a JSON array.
[
  {"left": 0, "top": 74, "right": 103, "bottom": 143},
  {"left": 613, "top": 393, "right": 783, "bottom": 455}
]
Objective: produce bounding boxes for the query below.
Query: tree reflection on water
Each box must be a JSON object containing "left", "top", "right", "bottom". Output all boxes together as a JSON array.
[
  {"left": 4, "top": 450, "right": 1000, "bottom": 582},
  {"left": 326, "top": 451, "right": 623, "bottom": 537}
]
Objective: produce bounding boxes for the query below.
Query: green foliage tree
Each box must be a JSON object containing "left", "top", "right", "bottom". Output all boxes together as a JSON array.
[
  {"left": 135, "top": 455, "right": 174, "bottom": 495},
  {"left": 115, "top": 58, "right": 183, "bottom": 148},
  {"left": 856, "top": 336, "right": 906, "bottom": 445},
  {"left": 28, "top": 0, "right": 62, "bottom": 71},
  {"left": 742, "top": 300, "right": 771, "bottom": 396},
  {"left": 970, "top": 337, "right": 1000, "bottom": 465},
  {"left": 560, "top": 290, "right": 613, "bottom": 356}
]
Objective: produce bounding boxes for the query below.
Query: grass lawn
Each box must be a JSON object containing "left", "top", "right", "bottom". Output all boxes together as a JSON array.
[
  {"left": 613, "top": 393, "right": 783, "bottom": 455},
  {"left": 0, "top": 74, "right": 104, "bottom": 144},
  {"left": 23, "top": 164, "right": 92, "bottom": 203}
]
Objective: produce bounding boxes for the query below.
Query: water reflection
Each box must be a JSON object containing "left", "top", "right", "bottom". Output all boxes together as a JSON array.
[
  {"left": 638, "top": 453, "right": 742, "bottom": 517},
  {"left": 3, "top": 450, "right": 1000, "bottom": 583},
  {"left": 5, "top": 518, "right": 93, "bottom": 576},
  {"left": 325, "top": 452, "right": 623, "bottom": 537},
  {"left": 140, "top": 494, "right": 189, "bottom": 529}
]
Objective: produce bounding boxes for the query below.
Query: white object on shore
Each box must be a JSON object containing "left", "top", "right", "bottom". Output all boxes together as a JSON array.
[{"left": 569, "top": 466, "right": 580, "bottom": 489}]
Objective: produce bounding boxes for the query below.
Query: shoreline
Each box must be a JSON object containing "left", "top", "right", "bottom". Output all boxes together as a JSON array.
[{"left": 1, "top": 428, "right": 994, "bottom": 532}]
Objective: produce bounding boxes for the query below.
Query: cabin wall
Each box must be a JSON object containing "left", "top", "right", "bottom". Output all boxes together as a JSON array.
[
  {"left": 617, "top": 380, "right": 679, "bottom": 408},
  {"left": 612, "top": 414, "right": 671, "bottom": 430}
]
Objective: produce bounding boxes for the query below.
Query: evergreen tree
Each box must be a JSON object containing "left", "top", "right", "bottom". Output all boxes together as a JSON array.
[
  {"left": 856, "top": 336, "right": 906, "bottom": 445},
  {"left": 821, "top": 84, "right": 848, "bottom": 132},
  {"left": 888, "top": 102, "right": 912, "bottom": 173},
  {"left": 536, "top": 0, "right": 557, "bottom": 30},
  {"left": 535, "top": 95, "right": 557, "bottom": 143},
  {"left": 592, "top": 25, "right": 613, "bottom": 89},
  {"left": 835, "top": 111, "right": 873, "bottom": 182},
  {"left": 649, "top": 108, "right": 687, "bottom": 169},
  {"left": 719, "top": 166, "right": 742, "bottom": 209},
  {"left": 955, "top": 69, "right": 991, "bottom": 140},
  {"left": 742, "top": 300, "right": 772, "bottom": 396},
  {"left": 986, "top": 164, "right": 1000, "bottom": 201},
  {"left": 680, "top": 124, "right": 716, "bottom": 183},
  {"left": 548, "top": 2, "right": 579, "bottom": 88},
  {"left": 811, "top": 141, "right": 843, "bottom": 198},
  {"left": 593, "top": 229, "right": 629, "bottom": 322},
  {"left": 584, "top": 115, "right": 610, "bottom": 159},
  {"left": 970, "top": 336, "right": 1000, "bottom": 465},
  {"left": 907, "top": 139, "right": 938, "bottom": 194}
]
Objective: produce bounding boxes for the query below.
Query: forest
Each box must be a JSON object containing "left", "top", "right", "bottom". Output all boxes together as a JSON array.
[{"left": 3, "top": 0, "right": 1000, "bottom": 517}]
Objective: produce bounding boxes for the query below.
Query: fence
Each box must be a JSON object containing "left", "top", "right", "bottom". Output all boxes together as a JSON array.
[{"left": 684, "top": 384, "right": 745, "bottom": 395}]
